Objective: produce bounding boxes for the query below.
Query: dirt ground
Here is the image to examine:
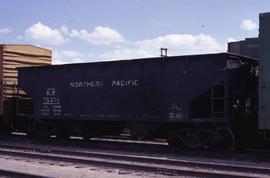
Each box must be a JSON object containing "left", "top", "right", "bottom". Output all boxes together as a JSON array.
[{"left": 0, "top": 156, "right": 181, "bottom": 178}]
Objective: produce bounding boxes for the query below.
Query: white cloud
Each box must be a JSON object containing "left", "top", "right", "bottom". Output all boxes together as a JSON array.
[
  {"left": 240, "top": 19, "right": 258, "bottom": 31},
  {"left": 52, "top": 58, "right": 64, "bottom": 65},
  {"left": 98, "top": 34, "right": 225, "bottom": 61},
  {"left": 60, "top": 50, "right": 83, "bottom": 58},
  {"left": 135, "top": 34, "right": 224, "bottom": 55},
  {"left": 52, "top": 50, "right": 89, "bottom": 64},
  {"left": 0, "top": 27, "right": 12, "bottom": 34},
  {"left": 60, "top": 26, "right": 69, "bottom": 35},
  {"left": 227, "top": 37, "right": 237, "bottom": 43},
  {"left": 22, "top": 23, "right": 125, "bottom": 46},
  {"left": 98, "top": 48, "right": 152, "bottom": 60},
  {"left": 66, "top": 26, "right": 125, "bottom": 45},
  {"left": 47, "top": 31, "right": 224, "bottom": 63},
  {"left": 25, "top": 22, "right": 67, "bottom": 45},
  {"left": 52, "top": 51, "right": 62, "bottom": 64}
]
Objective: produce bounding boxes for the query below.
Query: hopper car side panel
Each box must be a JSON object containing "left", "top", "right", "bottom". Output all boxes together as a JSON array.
[{"left": 18, "top": 54, "right": 230, "bottom": 123}]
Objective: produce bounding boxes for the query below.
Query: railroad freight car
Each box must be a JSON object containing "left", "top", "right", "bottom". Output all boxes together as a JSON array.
[
  {"left": 16, "top": 52, "right": 258, "bottom": 149},
  {"left": 259, "top": 13, "right": 270, "bottom": 139},
  {"left": 227, "top": 38, "right": 259, "bottom": 59},
  {"left": 0, "top": 44, "right": 51, "bottom": 134}
]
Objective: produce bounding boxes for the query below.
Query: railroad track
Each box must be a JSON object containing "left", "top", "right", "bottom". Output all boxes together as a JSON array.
[
  {"left": 0, "top": 143, "right": 269, "bottom": 177},
  {"left": 7, "top": 133, "right": 270, "bottom": 163}
]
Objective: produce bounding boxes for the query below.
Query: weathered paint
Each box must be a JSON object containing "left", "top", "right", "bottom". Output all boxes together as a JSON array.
[{"left": 18, "top": 53, "right": 257, "bottom": 124}]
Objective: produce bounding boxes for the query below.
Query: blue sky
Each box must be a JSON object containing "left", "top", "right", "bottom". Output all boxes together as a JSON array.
[{"left": 0, "top": 0, "right": 269, "bottom": 64}]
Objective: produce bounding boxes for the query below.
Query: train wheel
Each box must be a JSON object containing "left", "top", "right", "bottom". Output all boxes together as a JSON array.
[
  {"left": 167, "top": 129, "right": 212, "bottom": 149},
  {"left": 128, "top": 123, "right": 158, "bottom": 140},
  {"left": 167, "top": 131, "right": 186, "bottom": 148},
  {"left": 56, "top": 125, "right": 70, "bottom": 140},
  {"left": 82, "top": 128, "right": 93, "bottom": 141},
  {"left": 211, "top": 129, "right": 235, "bottom": 150},
  {"left": 27, "top": 122, "right": 52, "bottom": 138},
  {"left": 0, "top": 121, "right": 12, "bottom": 136},
  {"left": 26, "top": 124, "right": 39, "bottom": 138},
  {"left": 224, "top": 129, "right": 235, "bottom": 149},
  {"left": 81, "top": 123, "right": 98, "bottom": 140}
]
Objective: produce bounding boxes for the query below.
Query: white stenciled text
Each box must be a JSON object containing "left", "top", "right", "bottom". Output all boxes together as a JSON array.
[
  {"left": 112, "top": 80, "right": 139, "bottom": 87},
  {"left": 70, "top": 81, "right": 104, "bottom": 88}
]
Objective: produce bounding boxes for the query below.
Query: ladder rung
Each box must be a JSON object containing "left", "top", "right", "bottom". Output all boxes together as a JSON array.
[
  {"left": 212, "top": 97, "right": 224, "bottom": 100},
  {"left": 213, "top": 112, "right": 224, "bottom": 114}
]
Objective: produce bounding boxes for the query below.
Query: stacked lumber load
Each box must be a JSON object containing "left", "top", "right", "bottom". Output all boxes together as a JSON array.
[{"left": 0, "top": 44, "right": 51, "bottom": 115}]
